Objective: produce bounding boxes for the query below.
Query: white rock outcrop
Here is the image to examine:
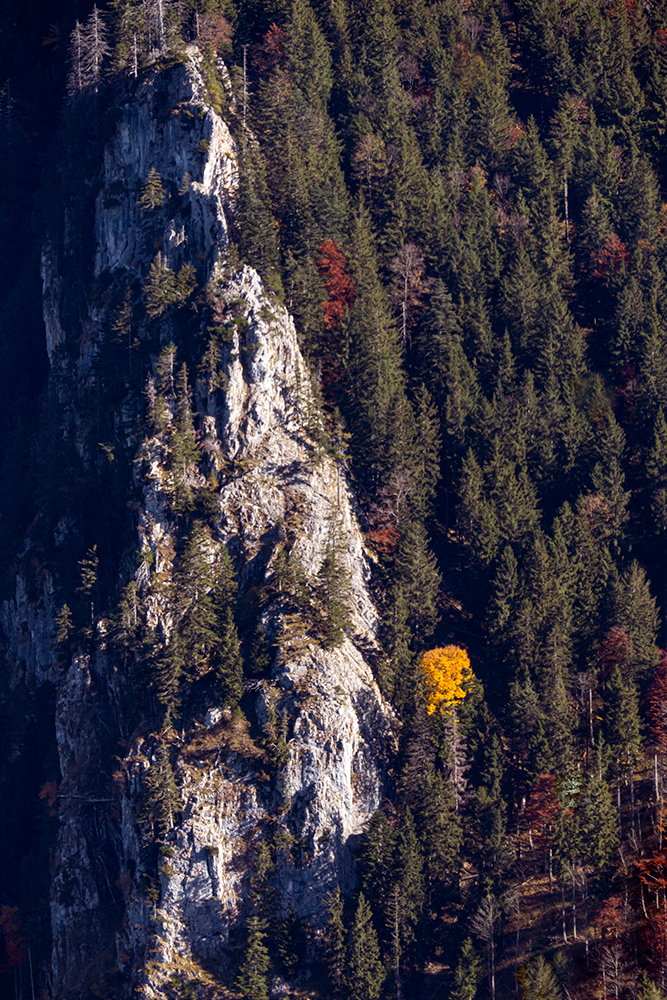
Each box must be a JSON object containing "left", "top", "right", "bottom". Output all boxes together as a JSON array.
[{"left": 30, "top": 48, "right": 397, "bottom": 999}]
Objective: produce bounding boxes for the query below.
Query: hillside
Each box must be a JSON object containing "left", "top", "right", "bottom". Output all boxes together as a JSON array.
[{"left": 1, "top": 0, "right": 667, "bottom": 998}]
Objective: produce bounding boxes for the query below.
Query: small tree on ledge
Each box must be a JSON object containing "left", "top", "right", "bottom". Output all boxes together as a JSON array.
[{"left": 138, "top": 168, "right": 166, "bottom": 211}]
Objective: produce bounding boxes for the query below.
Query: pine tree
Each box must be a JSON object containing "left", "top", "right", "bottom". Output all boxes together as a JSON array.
[
  {"left": 277, "top": 906, "right": 305, "bottom": 978},
  {"left": 66, "top": 6, "right": 110, "bottom": 97},
  {"left": 236, "top": 916, "right": 270, "bottom": 1000},
  {"left": 518, "top": 956, "right": 562, "bottom": 1000},
  {"left": 284, "top": 0, "right": 333, "bottom": 108},
  {"left": 141, "top": 742, "right": 183, "bottom": 840},
  {"left": 234, "top": 141, "right": 282, "bottom": 287},
  {"left": 604, "top": 666, "right": 642, "bottom": 779},
  {"left": 347, "top": 893, "right": 386, "bottom": 1000},
  {"left": 392, "top": 807, "right": 424, "bottom": 953},
  {"left": 609, "top": 560, "right": 660, "bottom": 672},
  {"left": 110, "top": 0, "right": 147, "bottom": 77},
  {"left": 154, "top": 631, "right": 185, "bottom": 724},
  {"left": 325, "top": 886, "right": 347, "bottom": 997},
  {"left": 358, "top": 811, "right": 396, "bottom": 915},
  {"left": 316, "top": 536, "right": 353, "bottom": 648},
  {"left": 66, "top": 21, "right": 86, "bottom": 97},
  {"left": 55, "top": 603, "right": 73, "bottom": 649},
  {"left": 247, "top": 623, "right": 272, "bottom": 677},
  {"left": 577, "top": 760, "right": 619, "bottom": 878},
  {"left": 76, "top": 544, "right": 99, "bottom": 640},
  {"left": 83, "top": 6, "right": 110, "bottom": 94},
  {"left": 646, "top": 408, "right": 667, "bottom": 535},
  {"left": 394, "top": 519, "right": 441, "bottom": 646},
  {"left": 471, "top": 895, "right": 501, "bottom": 1000},
  {"left": 411, "top": 764, "right": 462, "bottom": 909},
  {"left": 170, "top": 363, "right": 199, "bottom": 515},
  {"left": 346, "top": 206, "right": 418, "bottom": 496},
  {"left": 144, "top": 254, "right": 176, "bottom": 318},
  {"left": 451, "top": 937, "right": 484, "bottom": 1000},
  {"left": 214, "top": 605, "right": 243, "bottom": 706}
]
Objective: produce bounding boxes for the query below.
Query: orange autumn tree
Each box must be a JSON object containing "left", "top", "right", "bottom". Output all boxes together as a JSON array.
[{"left": 421, "top": 645, "right": 473, "bottom": 715}]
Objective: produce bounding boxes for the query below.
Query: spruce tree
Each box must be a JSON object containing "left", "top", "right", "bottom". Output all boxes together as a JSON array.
[
  {"left": 451, "top": 937, "right": 483, "bottom": 1000},
  {"left": 604, "top": 666, "right": 642, "bottom": 781},
  {"left": 236, "top": 916, "right": 271, "bottom": 1000},
  {"left": 577, "top": 761, "right": 619, "bottom": 878},
  {"left": 316, "top": 537, "right": 353, "bottom": 648},
  {"left": 347, "top": 893, "right": 386, "bottom": 1000},
  {"left": 414, "top": 765, "right": 461, "bottom": 912},
  {"left": 154, "top": 631, "right": 185, "bottom": 725},
  {"left": 609, "top": 560, "right": 659, "bottom": 671},
  {"left": 145, "top": 254, "right": 176, "bottom": 318},
  {"left": 212, "top": 545, "right": 243, "bottom": 706},
  {"left": 170, "top": 363, "right": 199, "bottom": 514},
  {"left": 138, "top": 168, "right": 167, "bottom": 212},
  {"left": 247, "top": 622, "right": 273, "bottom": 677},
  {"left": 214, "top": 605, "right": 243, "bottom": 706},
  {"left": 325, "top": 886, "right": 347, "bottom": 997},
  {"left": 141, "top": 742, "right": 183, "bottom": 840},
  {"left": 393, "top": 519, "right": 441, "bottom": 647}
]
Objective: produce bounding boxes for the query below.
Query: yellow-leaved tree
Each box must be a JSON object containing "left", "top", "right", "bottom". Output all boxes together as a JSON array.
[{"left": 421, "top": 645, "right": 473, "bottom": 715}]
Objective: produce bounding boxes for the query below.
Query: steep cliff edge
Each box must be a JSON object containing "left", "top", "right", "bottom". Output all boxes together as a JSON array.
[{"left": 5, "top": 48, "right": 396, "bottom": 999}]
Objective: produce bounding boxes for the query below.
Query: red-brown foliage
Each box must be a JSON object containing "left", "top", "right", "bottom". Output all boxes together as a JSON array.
[
  {"left": 593, "top": 895, "right": 625, "bottom": 940},
  {"left": 0, "top": 906, "right": 24, "bottom": 973},
  {"left": 523, "top": 774, "right": 560, "bottom": 840},
  {"left": 318, "top": 239, "right": 356, "bottom": 331},
  {"left": 39, "top": 780, "right": 58, "bottom": 808},
  {"left": 635, "top": 849, "right": 667, "bottom": 896},
  {"left": 251, "top": 24, "right": 285, "bottom": 74},
  {"left": 599, "top": 626, "right": 633, "bottom": 678},
  {"left": 591, "top": 234, "right": 630, "bottom": 280},
  {"left": 195, "top": 15, "right": 233, "bottom": 53},
  {"left": 368, "top": 525, "right": 401, "bottom": 555}
]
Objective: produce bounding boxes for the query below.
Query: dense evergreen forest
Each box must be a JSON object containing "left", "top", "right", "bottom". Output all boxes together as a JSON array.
[{"left": 7, "top": 0, "right": 667, "bottom": 996}]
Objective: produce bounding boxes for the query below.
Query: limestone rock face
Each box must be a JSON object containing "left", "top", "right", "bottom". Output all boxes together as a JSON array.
[{"left": 22, "top": 48, "right": 398, "bottom": 1000}]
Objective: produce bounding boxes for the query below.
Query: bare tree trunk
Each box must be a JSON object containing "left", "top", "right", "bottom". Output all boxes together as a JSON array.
[
  {"left": 589, "top": 687, "right": 594, "bottom": 745},
  {"left": 561, "top": 882, "right": 568, "bottom": 943},
  {"left": 515, "top": 892, "right": 521, "bottom": 995},
  {"left": 242, "top": 45, "right": 248, "bottom": 134},
  {"left": 490, "top": 932, "right": 496, "bottom": 1000},
  {"left": 584, "top": 873, "right": 589, "bottom": 963},
  {"left": 29, "top": 947, "right": 35, "bottom": 1000}
]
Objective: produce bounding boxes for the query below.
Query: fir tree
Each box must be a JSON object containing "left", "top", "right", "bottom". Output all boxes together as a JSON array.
[
  {"left": 452, "top": 937, "right": 484, "bottom": 1000},
  {"left": 144, "top": 254, "right": 176, "bottom": 318},
  {"left": 154, "top": 631, "right": 185, "bottom": 724},
  {"left": 347, "top": 893, "right": 386, "bottom": 1000},
  {"left": 316, "top": 536, "right": 353, "bottom": 648},
  {"left": 236, "top": 916, "right": 271, "bottom": 1000},
  {"left": 170, "top": 363, "right": 200, "bottom": 515},
  {"left": 247, "top": 623, "right": 272, "bottom": 677},
  {"left": 325, "top": 886, "right": 347, "bottom": 997},
  {"left": 141, "top": 742, "right": 183, "bottom": 840},
  {"left": 138, "top": 168, "right": 167, "bottom": 212},
  {"left": 577, "top": 761, "right": 619, "bottom": 878}
]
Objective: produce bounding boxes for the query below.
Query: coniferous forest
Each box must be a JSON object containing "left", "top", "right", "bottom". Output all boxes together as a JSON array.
[{"left": 6, "top": 0, "right": 667, "bottom": 997}]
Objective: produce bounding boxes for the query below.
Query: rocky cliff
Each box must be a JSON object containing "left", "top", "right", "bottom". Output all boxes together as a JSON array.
[{"left": 3, "top": 47, "right": 397, "bottom": 999}]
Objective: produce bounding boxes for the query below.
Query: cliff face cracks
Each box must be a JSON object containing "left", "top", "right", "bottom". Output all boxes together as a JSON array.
[{"left": 9, "top": 47, "right": 397, "bottom": 999}]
